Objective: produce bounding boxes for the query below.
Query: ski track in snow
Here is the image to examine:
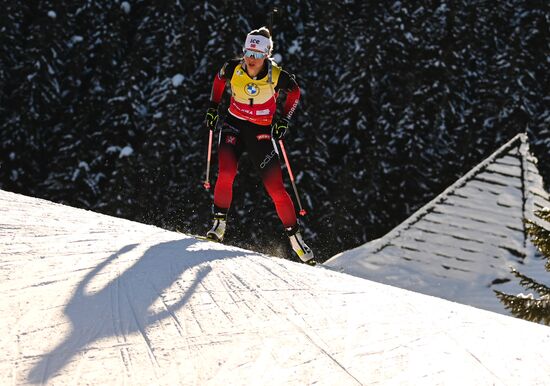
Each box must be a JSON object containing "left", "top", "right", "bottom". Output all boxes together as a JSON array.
[{"left": 1, "top": 190, "right": 550, "bottom": 385}]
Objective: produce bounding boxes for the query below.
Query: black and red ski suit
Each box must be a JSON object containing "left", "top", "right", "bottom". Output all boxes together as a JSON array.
[{"left": 209, "top": 58, "right": 301, "bottom": 229}]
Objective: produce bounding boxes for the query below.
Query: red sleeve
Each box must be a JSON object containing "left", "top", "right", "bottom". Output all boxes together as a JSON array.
[
  {"left": 210, "top": 71, "right": 226, "bottom": 105},
  {"left": 282, "top": 85, "right": 300, "bottom": 121}
]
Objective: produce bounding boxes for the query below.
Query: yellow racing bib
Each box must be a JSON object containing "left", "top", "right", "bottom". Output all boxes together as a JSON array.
[{"left": 228, "top": 61, "right": 281, "bottom": 126}]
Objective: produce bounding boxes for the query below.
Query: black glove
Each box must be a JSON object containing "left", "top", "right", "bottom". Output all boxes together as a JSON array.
[
  {"left": 205, "top": 107, "right": 219, "bottom": 131},
  {"left": 271, "top": 118, "right": 289, "bottom": 140}
]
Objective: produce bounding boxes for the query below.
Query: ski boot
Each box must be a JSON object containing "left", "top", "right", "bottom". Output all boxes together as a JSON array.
[
  {"left": 286, "top": 225, "right": 315, "bottom": 265},
  {"left": 206, "top": 212, "right": 227, "bottom": 242}
]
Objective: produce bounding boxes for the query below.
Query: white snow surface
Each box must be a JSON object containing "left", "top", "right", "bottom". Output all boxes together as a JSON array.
[
  {"left": 1, "top": 189, "right": 550, "bottom": 385},
  {"left": 120, "top": 2, "right": 131, "bottom": 14},
  {"left": 119, "top": 145, "right": 134, "bottom": 158},
  {"left": 171, "top": 74, "right": 185, "bottom": 88}
]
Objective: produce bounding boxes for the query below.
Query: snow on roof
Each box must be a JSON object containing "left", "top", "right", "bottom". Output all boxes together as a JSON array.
[
  {"left": 325, "top": 133, "right": 550, "bottom": 315},
  {"left": 1, "top": 189, "right": 549, "bottom": 385}
]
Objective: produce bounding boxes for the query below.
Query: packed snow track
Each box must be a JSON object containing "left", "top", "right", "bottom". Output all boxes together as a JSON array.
[{"left": 1, "top": 190, "right": 549, "bottom": 385}]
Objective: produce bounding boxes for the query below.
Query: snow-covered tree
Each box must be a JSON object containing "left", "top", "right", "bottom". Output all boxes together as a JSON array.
[
  {"left": 495, "top": 209, "right": 550, "bottom": 325},
  {"left": 1, "top": 1, "right": 548, "bottom": 260}
]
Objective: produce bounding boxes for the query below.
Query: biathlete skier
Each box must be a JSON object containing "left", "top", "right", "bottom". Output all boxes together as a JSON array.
[{"left": 204, "top": 26, "right": 314, "bottom": 263}]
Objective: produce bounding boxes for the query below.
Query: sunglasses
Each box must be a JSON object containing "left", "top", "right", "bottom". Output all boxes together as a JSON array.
[{"left": 243, "top": 49, "right": 267, "bottom": 59}]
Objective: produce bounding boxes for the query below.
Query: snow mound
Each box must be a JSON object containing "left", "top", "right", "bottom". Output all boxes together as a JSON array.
[{"left": 1, "top": 189, "right": 549, "bottom": 385}]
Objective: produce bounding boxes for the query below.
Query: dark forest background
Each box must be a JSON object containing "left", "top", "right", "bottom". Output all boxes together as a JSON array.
[{"left": 1, "top": 1, "right": 548, "bottom": 261}]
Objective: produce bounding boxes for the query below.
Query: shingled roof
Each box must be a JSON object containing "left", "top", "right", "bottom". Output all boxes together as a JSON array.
[{"left": 325, "top": 133, "right": 550, "bottom": 314}]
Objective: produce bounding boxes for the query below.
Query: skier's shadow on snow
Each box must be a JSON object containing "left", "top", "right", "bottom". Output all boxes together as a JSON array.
[{"left": 27, "top": 238, "right": 248, "bottom": 384}]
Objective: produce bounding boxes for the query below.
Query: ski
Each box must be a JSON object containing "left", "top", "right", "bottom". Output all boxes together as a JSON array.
[
  {"left": 193, "top": 234, "right": 318, "bottom": 266},
  {"left": 194, "top": 235, "right": 222, "bottom": 243}
]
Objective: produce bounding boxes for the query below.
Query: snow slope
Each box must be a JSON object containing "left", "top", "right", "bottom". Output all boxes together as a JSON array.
[
  {"left": 1, "top": 189, "right": 549, "bottom": 385},
  {"left": 326, "top": 134, "right": 550, "bottom": 315}
]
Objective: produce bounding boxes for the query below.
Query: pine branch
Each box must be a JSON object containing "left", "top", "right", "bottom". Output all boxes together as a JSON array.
[
  {"left": 535, "top": 209, "right": 550, "bottom": 223},
  {"left": 501, "top": 209, "right": 550, "bottom": 325},
  {"left": 494, "top": 290, "right": 550, "bottom": 325},
  {"left": 510, "top": 269, "right": 550, "bottom": 298},
  {"left": 525, "top": 209, "right": 550, "bottom": 263}
]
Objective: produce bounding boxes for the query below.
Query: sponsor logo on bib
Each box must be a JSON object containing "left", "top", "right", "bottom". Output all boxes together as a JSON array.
[{"left": 245, "top": 83, "right": 259, "bottom": 97}]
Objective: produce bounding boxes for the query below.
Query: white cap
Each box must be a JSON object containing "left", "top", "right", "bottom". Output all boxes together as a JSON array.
[{"left": 243, "top": 33, "right": 272, "bottom": 56}]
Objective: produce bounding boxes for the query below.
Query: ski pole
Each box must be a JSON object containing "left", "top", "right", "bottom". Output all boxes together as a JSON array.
[
  {"left": 203, "top": 129, "right": 213, "bottom": 190},
  {"left": 278, "top": 139, "right": 307, "bottom": 216}
]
